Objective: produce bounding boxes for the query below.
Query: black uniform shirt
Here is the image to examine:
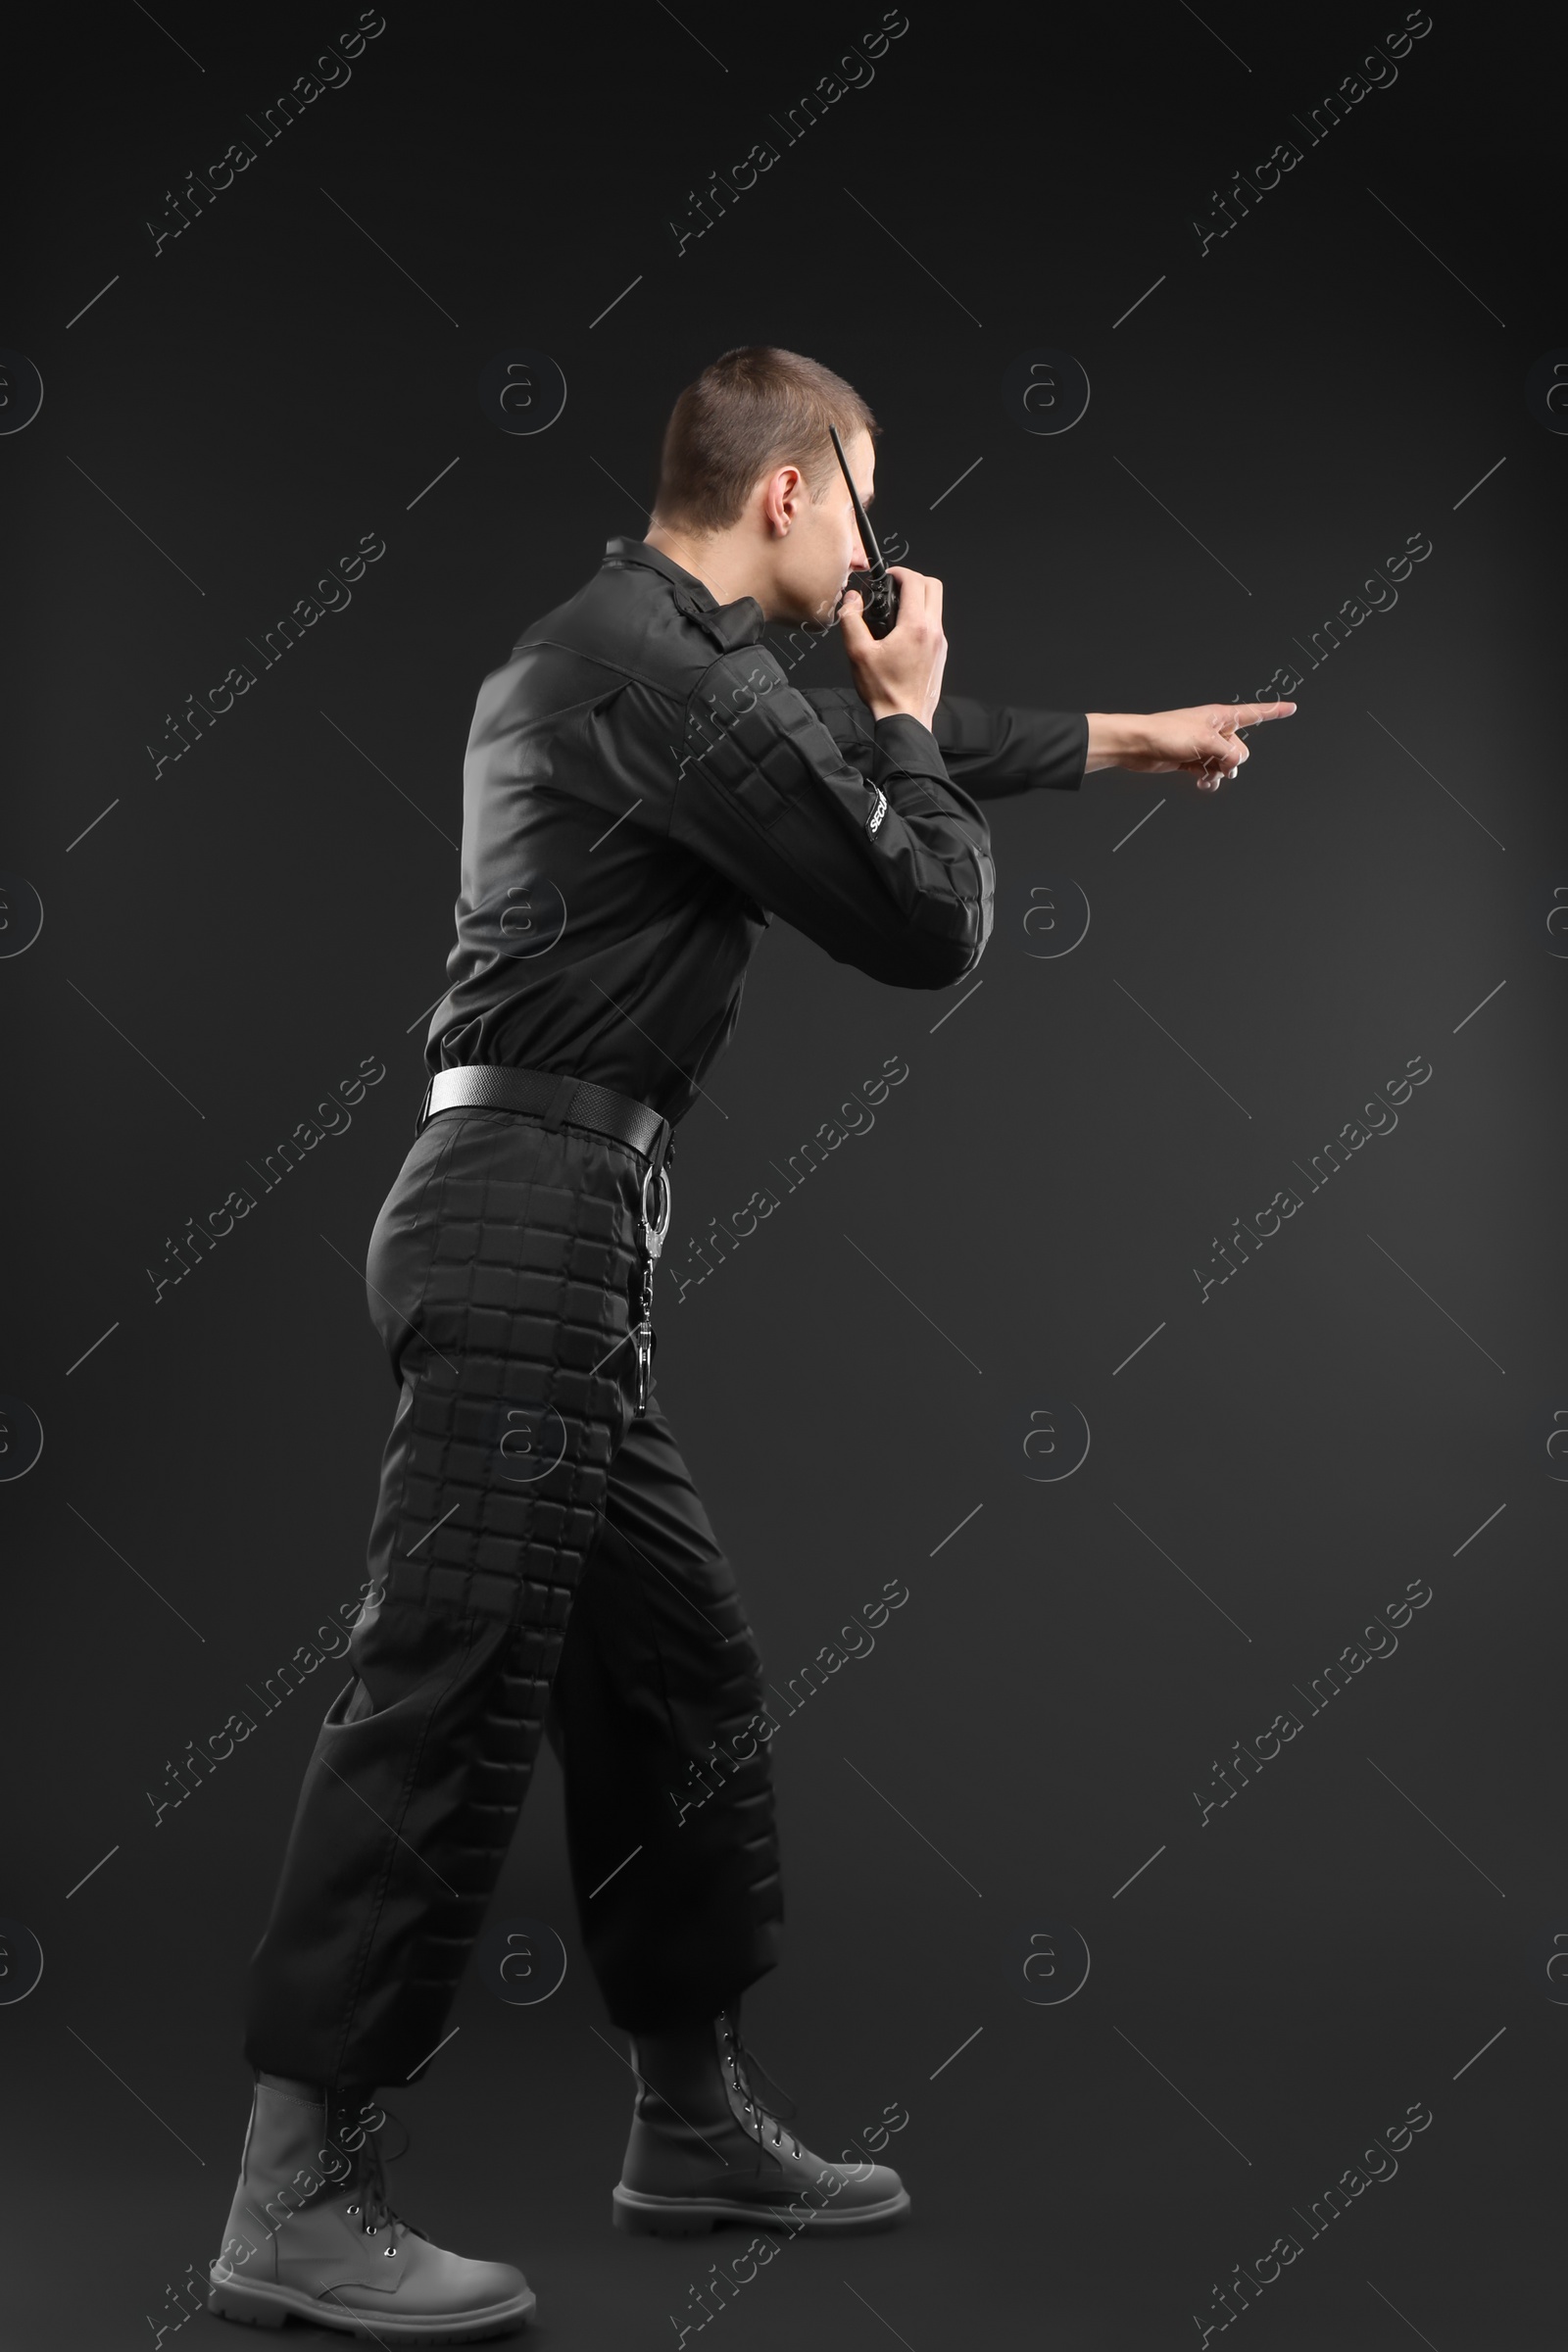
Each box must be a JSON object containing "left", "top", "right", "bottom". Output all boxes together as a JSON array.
[{"left": 425, "top": 537, "right": 1088, "bottom": 1125}]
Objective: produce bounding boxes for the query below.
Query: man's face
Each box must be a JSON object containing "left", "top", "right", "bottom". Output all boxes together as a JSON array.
[{"left": 767, "top": 428, "right": 876, "bottom": 627}]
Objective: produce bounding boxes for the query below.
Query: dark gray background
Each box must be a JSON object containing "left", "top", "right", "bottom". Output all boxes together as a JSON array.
[{"left": 3, "top": 2, "right": 1565, "bottom": 2346}]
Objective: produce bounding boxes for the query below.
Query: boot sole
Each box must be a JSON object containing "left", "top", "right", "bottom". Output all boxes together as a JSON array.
[
  {"left": 208, "top": 2272, "right": 536, "bottom": 2340},
  {"left": 612, "top": 2184, "right": 910, "bottom": 2238}
]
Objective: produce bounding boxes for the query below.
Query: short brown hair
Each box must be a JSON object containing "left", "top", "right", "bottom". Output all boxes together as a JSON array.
[{"left": 651, "top": 345, "right": 879, "bottom": 535}]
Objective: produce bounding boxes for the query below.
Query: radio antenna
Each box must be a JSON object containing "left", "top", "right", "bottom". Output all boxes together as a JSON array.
[{"left": 828, "top": 424, "right": 887, "bottom": 578}]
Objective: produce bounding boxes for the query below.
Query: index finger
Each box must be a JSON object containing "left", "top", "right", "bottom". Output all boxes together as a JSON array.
[
  {"left": 1226, "top": 701, "right": 1297, "bottom": 728},
  {"left": 882, "top": 564, "right": 929, "bottom": 622}
]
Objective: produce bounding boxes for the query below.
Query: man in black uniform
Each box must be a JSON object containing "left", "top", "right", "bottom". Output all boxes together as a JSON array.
[{"left": 209, "top": 346, "right": 1293, "bottom": 2338}]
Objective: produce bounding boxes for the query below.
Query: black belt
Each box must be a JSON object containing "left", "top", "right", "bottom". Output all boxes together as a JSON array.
[{"left": 416, "top": 1064, "right": 672, "bottom": 1177}]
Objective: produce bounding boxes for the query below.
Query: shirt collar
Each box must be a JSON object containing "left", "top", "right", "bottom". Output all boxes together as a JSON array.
[{"left": 603, "top": 536, "right": 764, "bottom": 652}]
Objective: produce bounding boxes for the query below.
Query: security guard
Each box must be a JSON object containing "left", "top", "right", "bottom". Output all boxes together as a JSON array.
[{"left": 209, "top": 345, "right": 1292, "bottom": 2337}]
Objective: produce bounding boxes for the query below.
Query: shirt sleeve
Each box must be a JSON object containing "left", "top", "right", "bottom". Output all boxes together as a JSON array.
[
  {"left": 663, "top": 646, "right": 996, "bottom": 989},
  {"left": 803, "top": 685, "right": 1089, "bottom": 800}
]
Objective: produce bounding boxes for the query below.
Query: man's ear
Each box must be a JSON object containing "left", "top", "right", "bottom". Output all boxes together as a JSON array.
[{"left": 761, "top": 464, "right": 804, "bottom": 537}]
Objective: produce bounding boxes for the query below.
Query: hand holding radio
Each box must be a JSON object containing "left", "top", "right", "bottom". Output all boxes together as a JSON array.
[
  {"left": 828, "top": 423, "right": 947, "bottom": 730},
  {"left": 840, "top": 567, "right": 948, "bottom": 733}
]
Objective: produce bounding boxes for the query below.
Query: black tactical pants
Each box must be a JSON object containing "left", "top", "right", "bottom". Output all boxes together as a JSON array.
[{"left": 243, "top": 1104, "right": 782, "bottom": 2090}]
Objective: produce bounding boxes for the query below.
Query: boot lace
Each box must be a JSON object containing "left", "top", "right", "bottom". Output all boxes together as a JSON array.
[
  {"left": 333, "top": 2098, "right": 427, "bottom": 2252},
  {"left": 718, "top": 2008, "right": 804, "bottom": 2160}
]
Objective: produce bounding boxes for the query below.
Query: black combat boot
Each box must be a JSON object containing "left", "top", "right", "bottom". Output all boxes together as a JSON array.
[
  {"left": 612, "top": 2007, "right": 909, "bottom": 2236},
  {"left": 209, "top": 2075, "right": 535, "bottom": 2339}
]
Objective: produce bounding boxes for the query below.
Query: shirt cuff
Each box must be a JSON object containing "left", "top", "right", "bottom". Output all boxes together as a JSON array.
[{"left": 870, "top": 711, "right": 948, "bottom": 778}]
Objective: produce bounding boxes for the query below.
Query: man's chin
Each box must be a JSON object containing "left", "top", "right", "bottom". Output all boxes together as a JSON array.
[
  {"left": 806, "top": 587, "right": 848, "bottom": 633},
  {"left": 767, "top": 584, "right": 845, "bottom": 634}
]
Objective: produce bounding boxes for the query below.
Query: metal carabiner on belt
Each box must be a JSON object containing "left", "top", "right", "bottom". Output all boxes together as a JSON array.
[{"left": 631, "top": 1151, "right": 673, "bottom": 1414}]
